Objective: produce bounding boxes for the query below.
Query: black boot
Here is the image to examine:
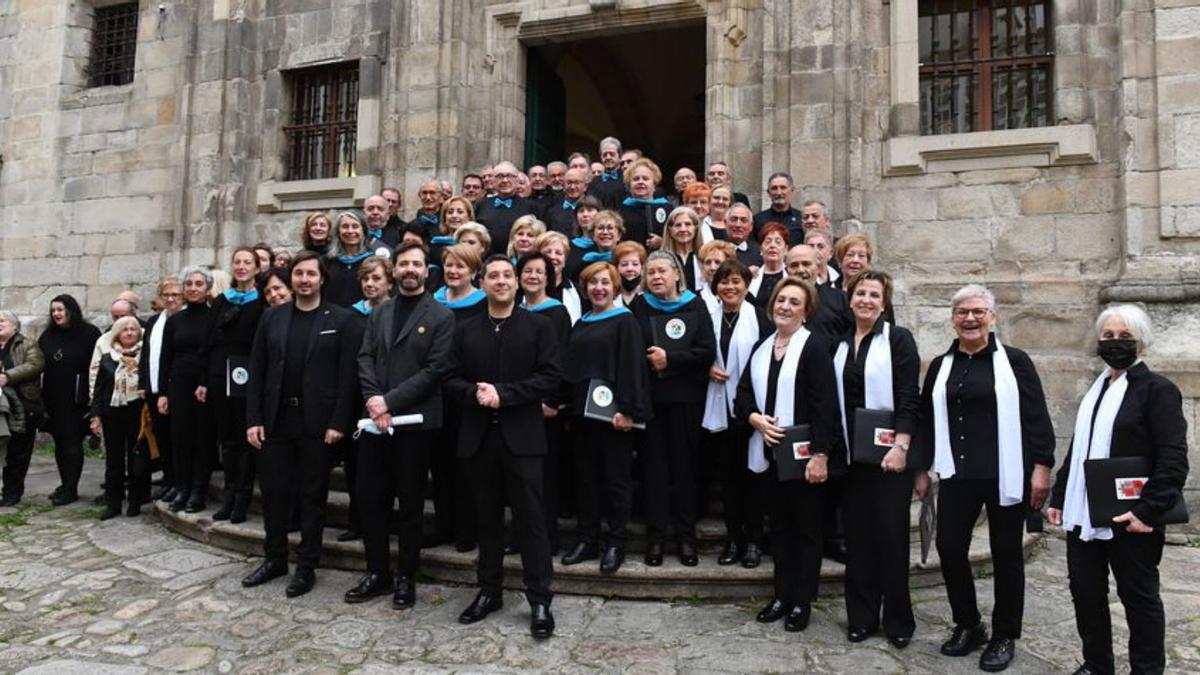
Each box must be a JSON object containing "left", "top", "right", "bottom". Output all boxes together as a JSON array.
[
  {"left": 212, "top": 492, "right": 235, "bottom": 521},
  {"left": 169, "top": 489, "right": 190, "bottom": 512},
  {"left": 229, "top": 492, "right": 250, "bottom": 524}
]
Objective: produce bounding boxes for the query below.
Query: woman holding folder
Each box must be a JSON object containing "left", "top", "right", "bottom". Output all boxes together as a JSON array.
[
  {"left": 560, "top": 262, "right": 651, "bottom": 574},
  {"left": 831, "top": 270, "right": 921, "bottom": 648},
  {"left": 735, "top": 277, "right": 838, "bottom": 632},
  {"left": 1048, "top": 304, "right": 1189, "bottom": 675}
]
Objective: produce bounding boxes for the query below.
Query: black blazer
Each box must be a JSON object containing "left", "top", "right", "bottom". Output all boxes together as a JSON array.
[
  {"left": 1050, "top": 362, "right": 1190, "bottom": 525},
  {"left": 137, "top": 312, "right": 165, "bottom": 396},
  {"left": 357, "top": 293, "right": 455, "bottom": 431},
  {"left": 833, "top": 318, "right": 921, "bottom": 453},
  {"left": 245, "top": 301, "right": 362, "bottom": 436},
  {"left": 445, "top": 308, "right": 562, "bottom": 458}
]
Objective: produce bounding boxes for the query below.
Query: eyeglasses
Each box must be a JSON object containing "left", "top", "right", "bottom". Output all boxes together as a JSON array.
[
  {"left": 593, "top": 224, "right": 618, "bottom": 232},
  {"left": 952, "top": 308, "right": 991, "bottom": 319}
]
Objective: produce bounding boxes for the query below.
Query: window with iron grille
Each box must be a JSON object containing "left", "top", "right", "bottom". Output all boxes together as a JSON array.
[
  {"left": 284, "top": 62, "right": 360, "bottom": 181},
  {"left": 88, "top": 3, "right": 139, "bottom": 88},
  {"left": 919, "top": 0, "right": 1054, "bottom": 135}
]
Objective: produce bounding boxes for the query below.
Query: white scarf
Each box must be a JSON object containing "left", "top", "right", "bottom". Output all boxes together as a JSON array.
[
  {"left": 833, "top": 322, "right": 894, "bottom": 462},
  {"left": 698, "top": 287, "right": 720, "bottom": 315},
  {"left": 561, "top": 283, "right": 582, "bottom": 324},
  {"left": 686, "top": 254, "right": 708, "bottom": 294},
  {"left": 931, "top": 334, "right": 1025, "bottom": 506},
  {"left": 1062, "top": 368, "right": 1129, "bottom": 541},
  {"left": 702, "top": 302, "right": 760, "bottom": 432},
  {"left": 148, "top": 310, "right": 167, "bottom": 394},
  {"left": 700, "top": 217, "right": 715, "bottom": 244},
  {"left": 747, "top": 328, "right": 811, "bottom": 473}
]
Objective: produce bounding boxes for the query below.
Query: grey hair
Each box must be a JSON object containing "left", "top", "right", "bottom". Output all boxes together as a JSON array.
[
  {"left": 179, "top": 265, "right": 214, "bottom": 290},
  {"left": 768, "top": 171, "right": 794, "bottom": 187},
  {"left": 0, "top": 310, "right": 20, "bottom": 332},
  {"left": 547, "top": 161, "right": 566, "bottom": 171},
  {"left": 950, "top": 284, "right": 996, "bottom": 311},
  {"left": 1096, "top": 304, "right": 1154, "bottom": 348},
  {"left": 643, "top": 250, "right": 687, "bottom": 296},
  {"left": 802, "top": 199, "right": 828, "bottom": 219},
  {"left": 599, "top": 136, "right": 622, "bottom": 154},
  {"left": 804, "top": 228, "right": 832, "bottom": 247}
]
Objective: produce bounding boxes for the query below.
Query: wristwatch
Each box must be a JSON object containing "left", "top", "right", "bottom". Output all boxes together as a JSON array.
[{"left": 894, "top": 441, "right": 910, "bottom": 453}]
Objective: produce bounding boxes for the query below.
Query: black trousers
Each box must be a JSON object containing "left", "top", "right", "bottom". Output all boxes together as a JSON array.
[
  {"left": 339, "top": 437, "right": 361, "bottom": 532},
  {"left": 712, "top": 426, "right": 765, "bottom": 545},
  {"left": 843, "top": 465, "right": 915, "bottom": 637},
  {"left": 147, "top": 396, "right": 173, "bottom": 486},
  {"left": 168, "top": 381, "right": 214, "bottom": 494},
  {"left": 258, "top": 409, "right": 331, "bottom": 569},
  {"left": 1067, "top": 528, "right": 1166, "bottom": 675},
  {"left": 46, "top": 405, "right": 87, "bottom": 494},
  {"left": 1, "top": 412, "right": 39, "bottom": 500},
  {"left": 211, "top": 391, "right": 255, "bottom": 501},
  {"left": 102, "top": 403, "right": 150, "bottom": 507},
  {"left": 643, "top": 402, "right": 702, "bottom": 544},
  {"left": 573, "top": 418, "right": 634, "bottom": 546},
  {"left": 463, "top": 426, "right": 553, "bottom": 606},
  {"left": 542, "top": 416, "right": 564, "bottom": 547},
  {"left": 433, "top": 403, "right": 475, "bottom": 547},
  {"left": 357, "top": 430, "right": 433, "bottom": 576},
  {"left": 936, "top": 477, "right": 1027, "bottom": 638},
  {"left": 767, "top": 474, "right": 825, "bottom": 606}
]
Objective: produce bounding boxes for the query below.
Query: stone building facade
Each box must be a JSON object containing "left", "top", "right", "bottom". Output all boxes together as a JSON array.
[{"left": 1, "top": 1, "right": 1198, "bottom": 506}]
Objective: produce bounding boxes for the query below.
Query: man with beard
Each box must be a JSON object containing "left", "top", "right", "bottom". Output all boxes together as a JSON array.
[
  {"left": 724, "top": 204, "right": 763, "bottom": 268},
  {"left": 541, "top": 167, "right": 589, "bottom": 235},
  {"left": 473, "top": 161, "right": 537, "bottom": 255},
  {"left": 755, "top": 172, "right": 803, "bottom": 243},
  {"left": 447, "top": 255, "right": 560, "bottom": 639},
  {"left": 344, "top": 240, "right": 455, "bottom": 609},
  {"left": 412, "top": 180, "right": 444, "bottom": 240},
  {"left": 546, "top": 161, "right": 567, "bottom": 193},
  {"left": 380, "top": 188, "right": 406, "bottom": 248},
  {"left": 461, "top": 174, "right": 485, "bottom": 203},
  {"left": 587, "top": 137, "right": 626, "bottom": 209},
  {"left": 706, "top": 162, "right": 750, "bottom": 207},
  {"left": 242, "top": 251, "right": 362, "bottom": 597}
]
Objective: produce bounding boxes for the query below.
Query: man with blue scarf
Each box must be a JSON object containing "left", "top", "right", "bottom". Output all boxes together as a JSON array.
[{"left": 473, "top": 161, "right": 536, "bottom": 255}]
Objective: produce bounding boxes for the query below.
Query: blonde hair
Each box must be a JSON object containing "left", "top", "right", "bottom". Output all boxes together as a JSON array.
[
  {"left": 454, "top": 222, "right": 492, "bottom": 251},
  {"left": 442, "top": 242, "right": 483, "bottom": 272},
  {"left": 439, "top": 197, "right": 475, "bottom": 235},
  {"left": 506, "top": 215, "right": 547, "bottom": 258}
]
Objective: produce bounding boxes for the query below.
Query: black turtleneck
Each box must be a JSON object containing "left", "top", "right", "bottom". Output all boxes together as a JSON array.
[
  {"left": 161, "top": 301, "right": 212, "bottom": 388},
  {"left": 392, "top": 292, "right": 424, "bottom": 337}
]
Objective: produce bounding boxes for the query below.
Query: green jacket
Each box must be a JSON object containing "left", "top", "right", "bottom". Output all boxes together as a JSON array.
[{"left": 2, "top": 332, "right": 44, "bottom": 408}]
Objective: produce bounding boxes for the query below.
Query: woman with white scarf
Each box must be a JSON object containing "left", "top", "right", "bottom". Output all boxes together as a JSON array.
[
  {"left": 1047, "top": 305, "right": 1188, "bottom": 675},
  {"left": 734, "top": 277, "right": 838, "bottom": 633},
  {"left": 915, "top": 284, "right": 1056, "bottom": 672},
  {"left": 702, "top": 259, "right": 774, "bottom": 568},
  {"left": 832, "top": 270, "right": 921, "bottom": 648},
  {"left": 90, "top": 317, "right": 149, "bottom": 520}
]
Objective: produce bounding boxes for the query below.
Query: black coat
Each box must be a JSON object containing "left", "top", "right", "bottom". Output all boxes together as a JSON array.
[
  {"left": 202, "top": 294, "right": 265, "bottom": 394},
  {"left": 445, "top": 308, "right": 562, "bottom": 458},
  {"left": 246, "top": 301, "right": 362, "bottom": 436},
  {"left": 564, "top": 309, "right": 652, "bottom": 423},
  {"left": 628, "top": 294, "right": 716, "bottom": 405},
  {"left": 1049, "top": 362, "right": 1190, "bottom": 525},
  {"left": 92, "top": 352, "right": 145, "bottom": 417},
  {"left": 38, "top": 322, "right": 101, "bottom": 414},
  {"left": 474, "top": 196, "right": 537, "bottom": 255}
]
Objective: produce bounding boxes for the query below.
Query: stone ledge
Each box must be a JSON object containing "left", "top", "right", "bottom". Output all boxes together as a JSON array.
[
  {"left": 255, "top": 175, "right": 381, "bottom": 213},
  {"left": 883, "top": 124, "right": 1099, "bottom": 176}
]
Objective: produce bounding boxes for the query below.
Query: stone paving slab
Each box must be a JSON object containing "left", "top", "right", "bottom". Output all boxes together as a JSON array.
[{"left": 0, "top": 456, "right": 1196, "bottom": 673}]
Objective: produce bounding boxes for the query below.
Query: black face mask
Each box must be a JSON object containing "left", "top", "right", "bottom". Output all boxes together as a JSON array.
[
  {"left": 621, "top": 276, "right": 642, "bottom": 292},
  {"left": 1097, "top": 339, "right": 1139, "bottom": 370}
]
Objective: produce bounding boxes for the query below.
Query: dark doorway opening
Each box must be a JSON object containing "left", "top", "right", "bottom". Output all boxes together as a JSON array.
[{"left": 524, "top": 23, "right": 706, "bottom": 183}]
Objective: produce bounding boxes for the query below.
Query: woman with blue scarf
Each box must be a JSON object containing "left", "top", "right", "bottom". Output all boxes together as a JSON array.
[
  {"left": 326, "top": 210, "right": 388, "bottom": 307},
  {"left": 201, "top": 247, "right": 266, "bottom": 523},
  {"left": 565, "top": 207, "right": 622, "bottom": 285},
  {"left": 617, "top": 158, "right": 672, "bottom": 248},
  {"left": 629, "top": 250, "right": 717, "bottom": 567}
]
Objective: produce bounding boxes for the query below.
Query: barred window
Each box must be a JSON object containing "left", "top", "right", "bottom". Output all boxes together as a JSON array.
[
  {"left": 284, "top": 63, "right": 360, "bottom": 181},
  {"left": 919, "top": 0, "right": 1053, "bottom": 135},
  {"left": 88, "top": 3, "right": 139, "bottom": 88}
]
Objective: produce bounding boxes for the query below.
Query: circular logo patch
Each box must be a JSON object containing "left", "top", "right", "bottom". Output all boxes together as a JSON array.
[
  {"left": 375, "top": 246, "right": 391, "bottom": 258},
  {"left": 655, "top": 207, "right": 667, "bottom": 224},
  {"left": 665, "top": 318, "right": 687, "bottom": 340},
  {"left": 591, "top": 385, "right": 614, "bottom": 408},
  {"left": 231, "top": 367, "right": 249, "bottom": 386}
]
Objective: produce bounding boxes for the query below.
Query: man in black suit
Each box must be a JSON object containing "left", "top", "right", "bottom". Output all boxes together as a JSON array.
[
  {"left": 446, "top": 255, "right": 561, "bottom": 639},
  {"left": 343, "top": 240, "right": 455, "bottom": 610},
  {"left": 754, "top": 172, "right": 803, "bottom": 244},
  {"left": 541, "top": 167, "right": 588, "bottom": 235},
  {"left": 472, "top": 161, "right": 536, "bottom": 255},
  {"left": 725, "top": 204, "right": 764, "bottom": 268},
  {"left": 706, "top": 161, "right": 751, "bottom": 207},
  {"left": 242, "top": 250, "right": 362, "bottom": 598},
  {"left": 586, "top": 137, "right": 626, "bottom": 209},
  {"left": 786, "top": 244, "right": 850, "bottom": 343}
]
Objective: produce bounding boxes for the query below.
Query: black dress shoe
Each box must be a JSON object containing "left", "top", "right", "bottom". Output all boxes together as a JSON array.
[
  {"left": 887, "top": 635, "right": 911, "bottom": 649},
  {"left": 184, "top": 494, "right": 206, "bottom": 513},
  {"left": 741, "top": 543, "right": 762, "bottom": 569},
  {"left": 242, "top": 559, "right": 288, "bottom": 587},
  {"left": 717, "top": 540, "right": 742, "bottom": 566},
  {"left": 50, "top": 491, "right": 78, "bottom": 507},
  {"left": 157, "top": 487, "right": 176, "bottom": 503},
  {"left": 336, "top": 529, "right": 362, "bottom": 543},
  {"left": 979, "top": 637, "right": 1016, "bottom": 672},
  {"left": 211, "top": 497, "right": 234, "bottom": 521},
  {"left": 50, "top": 486, "right": 65, "bottom": 500},
  {"left": 824, "top": 539, "right": 848, "bottom": 564},
  {"left": 784, "top": 604, "right": 811, "bottom": 632},
  {"left": 756, "top": 598, "right": 790, "bottom": 623},
  {"left": 0, "top": 495, "right": 18, "bottom": 508},
  {"left": 125, "top": 503, "right": 141, "bottom": 517},
  {"left": 678, "top": 541, "right": 698, "bottom": 567},
  {"left": 504, "top": 542, "right": 519, "bottom": 555},
  {"left": 100, "top": 506, "right": 121, "bottom": 521},
  {"left": 455, "top": 541, "right": 477, "bottom": 553},
  {"left": 599, "top": 546, "right": 625, "bottom": 574},
  {"left": 644, "top": 542, "right": 663, "bottom": 567},
  {"left": 285, "top": 566, "right": 315, "bottom": 598},
  {"left": 530, "top": 603, "right": 555, "bottom": 639},
  {"left": 458, "top": 591, "right": 503, "bottom": 624},
  {"left": 229, "top": 494, "right": 249, "bottom": 524},
  {"left": 940, "top": 623, "right": 989, "bottom": 657},
  {"left": 561, "top": 541, "right": 597, "bottom": 566},
  {"left": 421, "top": 532, "right": 451, "bottom": 549},
  {"left": 848, "top": 625, "right": 878, "bottom": 643},
  {"left": 343, "top": 573, "right": 393, "bottom": 604},
  {"left": 392, "top": 574, "right": 416, "bottom": 610},
  {"left": 1070, "top": 665, "right": 1099, "bottom": 675},
  {"left": 169, "top": 490, "right": 190, "bottom": 512}
]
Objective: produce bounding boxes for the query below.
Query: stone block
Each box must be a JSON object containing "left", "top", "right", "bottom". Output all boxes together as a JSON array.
[
  {"left": 1158, "top": 37, "right": 1200, "bottom": 76},
  {"left": 11, "top": 115, "right": 41, "bottom": 141},
  {"left": 1073, "top": 178, "right": 1119, "bottom": 213},
  {"left": 1020, "top": 182, "right": 1074, "bottom": 215},
  {"left": 69, "top": 196, "right": 164, "bottom": 234},
  {"left": 1156, "top": 6, "right": 1200, "bottom": 40},
  {"left": 1175, "top": 113, "right": 1200, "bottom": 168},
  {"left": 938, "top": 186, "right": 1018, "bottom": 220},
  {"left": 62, "top": 176, "right": 108, "bottom": 202},
  {"left": 1164, "top": 206, "right": 1200, "bottom": 237},
  {"left": 1158, "top": 75, "right": 1200, "bottom": 114},
  {"left": 99, "top": 253, "right": 160, "bottom": 285},
  {"left": 10, "top": 257, "right": 78, "bottom": 287},
  {"left": 1160, "top": 168, "right": 1200, "bottom": 206},
  {"left": 880, "top": 220, "right": 992, "bottom": 263},
  {"left": 994, "top": 216, "right": 1056, "bottom": 261},
  {"left": 1054, "top": 214, "right": 1121, "bottom": 261}
]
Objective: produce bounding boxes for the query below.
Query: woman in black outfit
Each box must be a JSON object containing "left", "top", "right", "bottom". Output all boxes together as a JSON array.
[
  {"left": 141, "top": 276, "right": 184, "bottom": 502},
  {"left": 559, "top": 262, "right": 652, "bottom": 574},
  {"left": 629, "top": 250, "right": 716, "bottom": 567},
  {"left": 832, "top": 270, "right": 921, "bottom": 648},
  {"left": 702, "top": 260, "right": 773, "bottom": 568},
  {"left": 37, "top": 294, "right": 101, "bottom": 506},
  {"left": 203, "top": 247, "right": 265, "bottom": 523},
  {"left": 735, "top": 277, "right": 838, "bottom": 633},
  {"left": 159, "top": 266, "right": 216, "bottom": 513},
  {"left": 301, "top": 211, "right": 333, "bottom": 256},
  {"left": 1048, "top": 304, "right": 1189, "bottom": 675},
  {"left": 91, "top": 316, "right": 148, "bottom": 519},
  {"left": 326, "top": 210, "right": 388, "bottom": 307}
]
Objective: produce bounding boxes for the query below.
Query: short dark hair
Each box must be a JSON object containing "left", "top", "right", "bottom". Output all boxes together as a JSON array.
[
  {"left": 462, "top": 173, "right": 482, "bottom": 187},
  {"left": 515, "top": 251, "right": 553, "bottom": 282},
  {"left": 482, "top": 253, "right": 515, "bottom": 275},
  {"left": 845, "top": 269, "right": 894, "bottom": 312},
  {"left": 258, "top": 266, "right": 292, "bottom": 293},
  {"left": 400, "top": 221, "right": 429, "bottom": 243},
  {"left": 290, "top": 249, "right": 328, "bottom": 281},
  {"left": 392, "top": 239, "right": 429, "bottom": 265},
  {"left": 711, "top": 259, "right": 752, "bottom": 289}
]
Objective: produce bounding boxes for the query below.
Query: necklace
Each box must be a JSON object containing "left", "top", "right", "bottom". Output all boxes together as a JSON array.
[
  {"left": 488, "top": 314, "right": 508, "bottom": 333},
  {"left": 722, "top": 312, "right": 738, "bottom": 331}
]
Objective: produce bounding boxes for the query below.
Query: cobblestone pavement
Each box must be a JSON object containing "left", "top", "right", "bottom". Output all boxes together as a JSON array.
[{"left": 1, "top": 455, "right": 1198, "bottom": 674}]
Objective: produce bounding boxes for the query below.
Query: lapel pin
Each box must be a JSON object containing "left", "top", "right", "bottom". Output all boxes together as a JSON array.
[{"left": 418, "top": 325, "right": 426, "bottom": 334}]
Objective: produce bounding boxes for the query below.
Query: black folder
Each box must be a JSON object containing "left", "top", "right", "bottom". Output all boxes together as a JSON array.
[
  {"left": 226, "top": 356, "right": 250, "bottom": 398},
  {"left": 74, "top": 373, "right": 88, "bottom": 405},
  {"left": 773, "top": 424, "right": 813, "bottom": 481},
  {"left": 582, "top": 378, "right": 645, "bottom": 430},
  {"left": 852, "top": 408, "right": 895, "bottom": 465},
  {"left": 1083, "top": 456, "right": 1189, "bottom": 528},
  {"left": 650, "top": 312, "right": 697, "bottom": 352}
]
